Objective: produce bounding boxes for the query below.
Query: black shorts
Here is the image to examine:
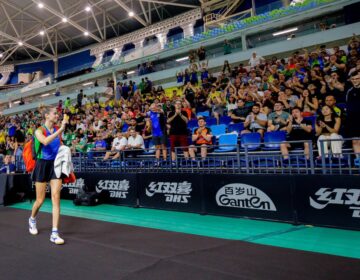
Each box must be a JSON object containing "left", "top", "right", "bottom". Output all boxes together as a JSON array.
[
  {"left": 32, "top": 159, "right": 60, "bottom": 183},
  {"left": 153, "top": 134, "right": 167, "bottom": 146}
]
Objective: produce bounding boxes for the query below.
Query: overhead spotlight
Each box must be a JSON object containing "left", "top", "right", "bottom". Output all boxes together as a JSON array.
[
  {"left": 38, "top": 3, "right": 44, "bottom": 9},
  {"left": 128, "top": 11, "right": 134, "bottom": 17},
  {"left": 39, "top": 30, "right": 45, "bottom": 36},
  {"left": 18, "top": 41, "right": 23, "bottom": 46},
  {"left": 62, "top": 17, "right": 68, "bottom": 23},
  {"left": 84, "top": 31, "right": 89, "bottom": 36},
  {"left": 0, "top": 53, "right": 3, "bottom": 58},
  {"left": 85, "top": 6, "right": 91, "bottom": 12}
]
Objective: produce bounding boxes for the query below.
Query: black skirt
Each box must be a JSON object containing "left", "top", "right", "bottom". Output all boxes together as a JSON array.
[{"left": 31, "top": 159, "right": 60, "bottom": 183}]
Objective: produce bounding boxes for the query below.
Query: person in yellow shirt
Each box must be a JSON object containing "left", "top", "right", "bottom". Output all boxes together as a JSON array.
[{"left": 0, "top": 129, "right": 6, "bottom": 145}]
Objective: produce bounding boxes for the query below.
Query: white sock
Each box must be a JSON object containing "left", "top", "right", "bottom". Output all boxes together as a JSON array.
[{"left": 52, "top": 228, "right": 58, "bottom": 234}]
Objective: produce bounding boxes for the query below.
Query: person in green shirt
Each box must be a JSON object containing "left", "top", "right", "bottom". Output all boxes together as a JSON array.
[
  {"left": 64, "top": 97, "right": 71, "bottom": 109},
  {"left": 138, "top": 78, "right": 145, "bottom": 94},
  {"left": 63, "top": 131, "right": 76, "bottom": 147},
  {"left": 75, "top": 137, "right": 88, "bottom": 153},
  {"left": 223, "top": 39, "right": 232, "bottom": 55}
]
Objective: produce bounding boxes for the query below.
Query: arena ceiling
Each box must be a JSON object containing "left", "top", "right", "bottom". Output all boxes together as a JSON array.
[{"left": 0, "top": 0, "right": 201, "bottom": 64}]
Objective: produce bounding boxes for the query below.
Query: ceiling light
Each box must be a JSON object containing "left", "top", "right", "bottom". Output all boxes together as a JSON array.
[
  {"left": 85, "top": 6, "right": 91, "bottom": 12},
  {"left": 82, "top": 82, "right": 93, "bottom": 86},
  {"left": 41, "top": 93, "right": 50, "bottom": 97},
  {"left": 18, "top": 41, "right": 23, "bottom": 46},
  {"left": 273, "top": 27, "right": 298, "bottom": 36},
  {"left": 62, "top": 17, "right": 68, "bottom": 23},
  {"left": 39, "top": 30, "right": 45, "bottom": 36},
  {"left": 127, "top": 71, "right": 135, "bottom": 75},
  {"left": 176, "top": 57, "right": 189, "bottom": 62},
  {"left": 84, "top": 31, "right": 89, "bottom": 36},
  {"left": 0, "top": 53, "right": 3, "bottom": 58},
  {"left": 128, "top": 11, "right": 134, "bottom": 17},
  {"left": 38, "top": 3, "right": 44, "bottom": 9}
]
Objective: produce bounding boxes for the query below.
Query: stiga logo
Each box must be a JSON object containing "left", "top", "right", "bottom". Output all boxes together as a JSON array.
[
  {"left": 95, "top": 180, "right": 130, "bottom": 198},
  {"left": 63, "top": 178, "right": 85, "bottom": 194},
  {"left": 146, "top": 181, "right": 192, "bottom": 203},
  {"left": 310, "top": 188, "right": 360, "bottom": 218},
  {"left": 216, "top": 183, "right": 276, "bottom": 211}
]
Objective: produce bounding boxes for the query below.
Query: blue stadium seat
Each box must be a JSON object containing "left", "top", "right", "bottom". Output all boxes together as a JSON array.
[
  {"left": 250, "top": 156, "right": 279, "bottom": 168},
  {"left": 263, "top": 131, "right": 287, "bottom": 150},
  {"left": 197, "top": 111, "right": 210, "bottom": 118},
  {"left": 210, "top": 124, "right": 227, "bottom": 137},
  {"left": 214, "top": 134, "right": 238, "bottom": 153},
  {"left": 206, "top": 117, "right": 217, "bottom": 126},
  {"left": 240, "top": 133, "right": 261, "bottom": 151},
  {"left": 187, "top": 119, "right": 198, "bottom": 130},
  {"left": 219, "top": 116, "right": 232, "bottom": 125},
  {"left": 303, "top": 116, "right": 317, "bottom": 131},
  {"left": 227, "top": 123, "right": 244, "bottom": 133},
  {"left": 143, "top": 141, "right": 155, "bottom": 155}
]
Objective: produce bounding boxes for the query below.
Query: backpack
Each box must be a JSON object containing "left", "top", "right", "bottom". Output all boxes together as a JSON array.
[{"left": 23, "top": 126, "right": 47, "bottom": 173}]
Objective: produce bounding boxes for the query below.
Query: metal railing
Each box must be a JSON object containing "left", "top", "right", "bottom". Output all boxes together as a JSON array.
[{"left": 13, "top": 138, "right": 360, "bottom": 175}]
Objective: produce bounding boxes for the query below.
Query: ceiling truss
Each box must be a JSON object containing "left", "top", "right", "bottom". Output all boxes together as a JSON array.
[{"left": 0, "top": 0, "right": 200, "bottom": 64}]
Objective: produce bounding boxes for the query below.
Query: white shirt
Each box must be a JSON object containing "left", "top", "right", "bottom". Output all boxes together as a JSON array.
[
  {"left": 127, "top": 134, "right": 145, "bottom": 149},
  {"left": 112, "top": 137, "right": 127, "bottom": 151},
  {"left": 76, "top": 123, "right": 86, "bottom": 131},
  {"left": 93, "top": 120, "right": 103, "bottom": 131},
  {"left": 249, "top": 55, "right": 264, "bottom": 68},
  {"left": 246, "top": 113, "right": 267, "bottom": 129}
]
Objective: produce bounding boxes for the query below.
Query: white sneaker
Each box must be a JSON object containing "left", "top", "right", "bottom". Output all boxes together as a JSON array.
[
  {"left": 28, "top": 217, "right": 38, "bottom": 235},
  {"left": 50, "top": 231, "right": 65, "bottom": 245}
]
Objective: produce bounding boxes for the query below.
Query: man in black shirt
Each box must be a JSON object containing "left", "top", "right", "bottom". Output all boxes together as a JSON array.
[
  {"left": 167, "top": 100, "right": 189, "bottom": 161},
  {"left": 77, "top": 89, "right": 83, "bottom": 108},
  {"left": 280, "top": 107, "right": 312, "bottom": 160},
  {"left": 230, "top": 99, "right": 249, "bottom": 123},
  {"left": 346, "top": 71, "right": 360, "bottom": 157}
]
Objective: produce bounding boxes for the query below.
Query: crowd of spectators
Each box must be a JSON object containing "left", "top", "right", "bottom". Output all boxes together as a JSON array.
[{"left": 0, "top": 33, "right": 359, "bottom": 171}]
